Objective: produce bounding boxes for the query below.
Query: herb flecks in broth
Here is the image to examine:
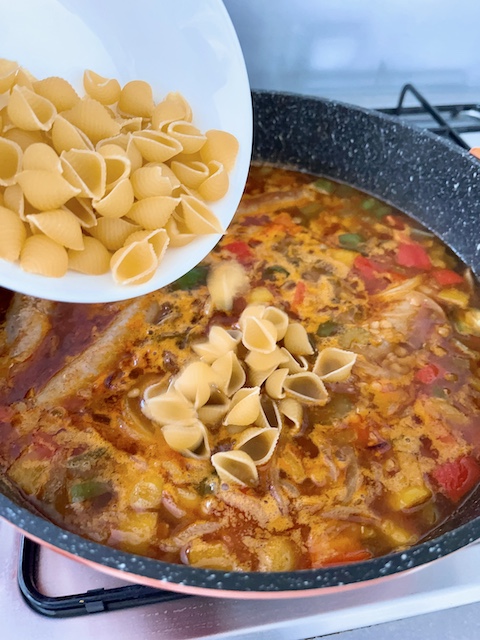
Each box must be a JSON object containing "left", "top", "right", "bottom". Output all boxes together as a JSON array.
[{"left": 1, "top": 165, "right": 480, "bottom": 571}]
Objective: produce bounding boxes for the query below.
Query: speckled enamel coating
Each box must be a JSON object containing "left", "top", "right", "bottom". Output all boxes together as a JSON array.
[{"left": 1, "top": 91, "right": 480, "bottom": 597}]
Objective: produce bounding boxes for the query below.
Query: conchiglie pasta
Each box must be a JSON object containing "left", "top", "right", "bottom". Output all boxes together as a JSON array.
[
  {"left": 313, "top": 347, "right": 357, "bottom": 382},
  {"left": 118, "top": 80, "right": 154, "bottom": 118},
  {"left": 63, "top": 97, "right": 121, "bottom": 144},
  {"left": 110, "top": 240, "right": 159, "bottom": 285},
  {"left": 89, "top": 216, "right": 139, "bottom": 250},
  {"left": 68, "top": 236, "right": 111, "bottom": 275},
  {"left": 200, "top": 129, "right": 239, "bottom": 172},
  {"left": 7, "top": 85, "right": 56, "bottom": 131},
  {"left": 83, "top": 70, "right": 121, "bottom": 105},
  {"left": 0, "top": 58, "right": 20, "bottom": 93},
  {"left": 20, "top": 234, "right": 68, "bottom": 277},
  {"left": 131, "top": 165, "right": 173, "bottom": 199},
  {"left": 16, "top": 169, "right": 80, "bottom": 210},
  {"left": 33, "top": 76, "right": 79, "bottom": 111},
  {"left": 132, "top": 129, "right": 182, "bottom": 163},
  {"left": 22, "top": 142, "right": 61, "bottom": 172},
  {"left": 123, "top": 228, "right": 169, "bottom": 262},
  {"left": 126, "top": 196, "right": 179, "bottom": 230},
  {"left": 93, "top": 178, "right": 134, "bottom": 218},
  {"left": 26, "top": 209, "right": 84, "bottom": 250},
  {"left": 169, "top": 160, "right": 209, "bottom": 189},
  {"left": 62, "top": 197, "right": 97, "bottom": 228},
  {"left": 0, "top": 206, "right": 27, "bottom": 261},
  {"left": 177, "top": 194, "right": 223, "bottom": 234},
  {"left": 197, "top": 160, "right": 229, "bottom": 201},
  {"left": 152, "top": 91, "right": 192, "bottom": 129},
  {"left": 166, "top": 121, "right": 206, "bottom": 154},
  {"left": 2, "top": 127, "right": 45, "bottom": 152},
  {"left": 211, "top": 450, "right": 259, "bottom": 487},
  {"left": 0, "top": 137, "right": 22, "bottom": 186},
  {"left": 60, "top": 149, "right": 106, "bottom": 200},
  {"left": 50, "top": 115, "right": 94, "bottom": 154}
]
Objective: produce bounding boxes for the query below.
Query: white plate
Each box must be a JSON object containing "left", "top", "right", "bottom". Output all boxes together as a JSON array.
[{"left": 0, "top": 0, "right": 252, "bottom": 303}]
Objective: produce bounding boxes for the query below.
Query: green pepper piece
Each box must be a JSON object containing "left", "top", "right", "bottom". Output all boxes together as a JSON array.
[
  {"left": 69, "top": 480, "right": 111, "bottom": 503},
  {"left": 262, "top": 265, "right": 290, "bottom": 280},
  {"left": 170, "top": 265, "right": 209, "bottom": 291},
  {"left": 316, "top": 320, "right": 339, "bottom": 337},
  {"left": 372, "top": 205, "right": 392, "bottom": 218},
  {"left": 361, "top": 197, "right": 377, "bottom": 210},
  {"left": 312, "top": 178, "right": 336, "bottom": 194},
  {"left": 338, "top": 233, "right": 364, "bottom": 249}
]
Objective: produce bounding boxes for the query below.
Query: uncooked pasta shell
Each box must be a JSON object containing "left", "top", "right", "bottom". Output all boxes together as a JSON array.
[
  {"left": 234, "top": 427, "right": 280, "bottom": 466},
  {"left": 177, "top": 195, "right": 223, "bottom": 234},
  {"left": 98, "top": 144, "right": 131, "bottom": 190},
  {"left": 0, "top": 206, "right": 27, "bottom": 261},
  {"left": 313, "top": 347, "right": 357, "bottom": 382},
  {"left": 263, "top": 306, "right": 289, "bottom": 341},
  {"left": 126, "top": 196, "right": 179, "bottom": 230},
  {"left": 124, "top": 229, "right": 169, "bottom": 262},
  {"left": 197, "top": 387, "right": 229, "bottom": 424},
  {"left": 131, "top": 165, "right": 173, "bottom": 199},
  {"left": 279, "top": 347, "right": 309, "bottom": 374},
  {"left": 192, "top": 326, "right": 242, "bottom": 364},
  {"left": 68, "top": 236, "right": 111, "bottom": 275},
  {"left": 20, "top": 234, "right": 68, "bottom": 277},
  {"left": 3, "top": 127, "right": 45, "bottom": 152},
  {"left": 279, "top": 397, "right": 303, "bottom": 431},
  {"left": 110, "top": 240, "right": 158, "bottom": 285},
  {"left": 83, "top": 70, "right": 121, "bottom": 105},
  {"left": 0, "top": 58, "right": 19, "bottom": 93},
  {"left": 118, "top": 80, "right": 154, "bottom": 118},
  {"left": 211, "top": 351, "right": 246, "bottom": 397},
  {"left": 264, "top": 367, "right": 289, "bottom": 400},
  {"left": 197, "top": 160, "right": 229, "bottom": 202},
  {"left": 7, "top": 85, "right": 56, "bottom": 131},
  {"left": 63, "top": 97, "right": 121, "bottom": 144},
  {"left": 142, "top": 389, "right": 196, "bottom": 426},
  {"left": 62, "top": 197, "right": 97, "bottom": 228},
  {"left": 283, "top": 322, "right": 314, "bottom": 356},
  {"left": 161, "top": 422, "right": 204, "bottom": 453},
  {"left": 200, "top": 129, "right": 239, "bottom": 172},
  {"left": 16, "top": 169, "right": 81, "bottom": 210},
  {"left": 51, "top": 115, "right": 94, "bottom": 154},
  {"left": 256, "top": 395, "right": 283, "bottom": 431},
  {"left": 61, "top": 149, "right": 106, "bottom": 200},
  {"left": 170, "top": 160, "right": 209, "bottom": 189},
  {"left": 0, "top": 137, "right": 22, "bottom": 186},
  {"left": 3, "top": 184, "right": 27, "bottom": 220},
  {"left": 89, "top": 217, "right": 139, "bottom": 250},
  {"left": 242, "top": 316, "right": 278, "bottom": 354},
  {"left": 151, "top": 92, "right": 192, "bottom": 129},
  {"left": 166, "top": 120, "right": 206, "bottom": 155},
  {"left": 164, "top": 215, "right": 196, "bottom": 248},
  {"left": 132, "top": 130, "right": 182, "bottom": 163},
  {"left": 224, "top": 387, "right": 261, "bottom": 426},
  {"left": 33, "top": 76, "right": 79, "bottom": 111},
  {"left": 283, "top": 372, "right": 329, "bottom": 405},
  {"left": 93, "top": 178, "right": 134, "bottom": 218},
  {"left": 22, "top": 142, "right": 61, "bottom": 172},
  {"left": 27, "top": 209, "right": 84, "bottom": 250},
  {"left": 174, "top": 361, "right": 218, "bottom": 409},
  {"left": 245, "top": 346, "right": 289, "bottom": 373},
  {"left": 211, "top": 450, "right": 259, "bottom": 487},
  {"left": 206, "top": 261, "right": 248, "bottom": 312}
]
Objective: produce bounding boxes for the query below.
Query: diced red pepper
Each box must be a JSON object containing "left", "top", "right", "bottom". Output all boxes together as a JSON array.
[
  {"left": 352, "top": 255, "right": 390, "bottom": 293},
  {"left": 415, "top": 363, "right": 441, "bottom": 384},
  {"left": 431, "top": 455, "right": 480, "bottom": 502},
  {"left": 432, "top": 269, "right": 464, "bottom": 286},
  {"left": 353, "top": 255, "right": 378, "bottom": 281},
  {"left": 223, "top": 241, "right": 254, "bottom": 264},
  {"left": 292, "top": 280, "right": 306, "bottom": 307},
  {"left": 396, "top": 242, "right": 432, "bottom": 270}
]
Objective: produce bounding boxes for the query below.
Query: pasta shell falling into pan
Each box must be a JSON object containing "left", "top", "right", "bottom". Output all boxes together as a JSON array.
[
  {"left": 173, "top": 361, "right": 219, "bottom": 409},
  {"left": 283, "top": 322, "right": 314, "bottom": 356},
  {"left": 211, "top": 351, "right": 246, "bottom": 397},
  {"left": 192, "top": 326, "right": 242, "bottom": 364},
  {"left": 241, "top": 316, "right": 278, "bottom": 354}
]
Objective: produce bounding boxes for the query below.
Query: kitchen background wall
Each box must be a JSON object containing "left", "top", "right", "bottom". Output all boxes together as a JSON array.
[{"left": 223, "top": 0, "right": 480, "bottom": 108}]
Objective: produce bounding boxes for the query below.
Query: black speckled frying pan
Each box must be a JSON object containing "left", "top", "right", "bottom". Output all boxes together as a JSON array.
[{"left": 1, "top": 91, "right": 480, "bottom": 598}]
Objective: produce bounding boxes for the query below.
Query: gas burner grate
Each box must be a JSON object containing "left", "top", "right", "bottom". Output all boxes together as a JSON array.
[
  {"left": 18, "top": 537, "right": 189, "bottom": 618},
  {"left": 379, "top": 83, "right": 480, "bottom": 149}
]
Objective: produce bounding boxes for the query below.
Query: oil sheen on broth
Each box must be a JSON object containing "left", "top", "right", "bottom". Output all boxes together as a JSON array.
[{"left": 0, "top": 164, "right": 480, "bottom": 572}]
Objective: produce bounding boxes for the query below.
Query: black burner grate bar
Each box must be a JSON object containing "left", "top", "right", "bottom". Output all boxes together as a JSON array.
[
  {"left": 379, "top": 83, "right": 476, "bottom": 150},
  {"left": 18, "top": 537, "right": 189, "bottom": 618}
]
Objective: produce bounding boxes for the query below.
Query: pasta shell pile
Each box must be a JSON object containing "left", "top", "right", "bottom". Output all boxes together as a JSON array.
[
  {"left": 141, "top": 303, "right": 357, "bottom": 487},
  {"left": 0, "top": 59, "right": 239, "bottom": 282}
]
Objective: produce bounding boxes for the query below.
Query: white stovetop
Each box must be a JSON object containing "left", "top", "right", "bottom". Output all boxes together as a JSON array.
[{"left": 2, "top": 518, "right": 480, "bottom": 640}]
